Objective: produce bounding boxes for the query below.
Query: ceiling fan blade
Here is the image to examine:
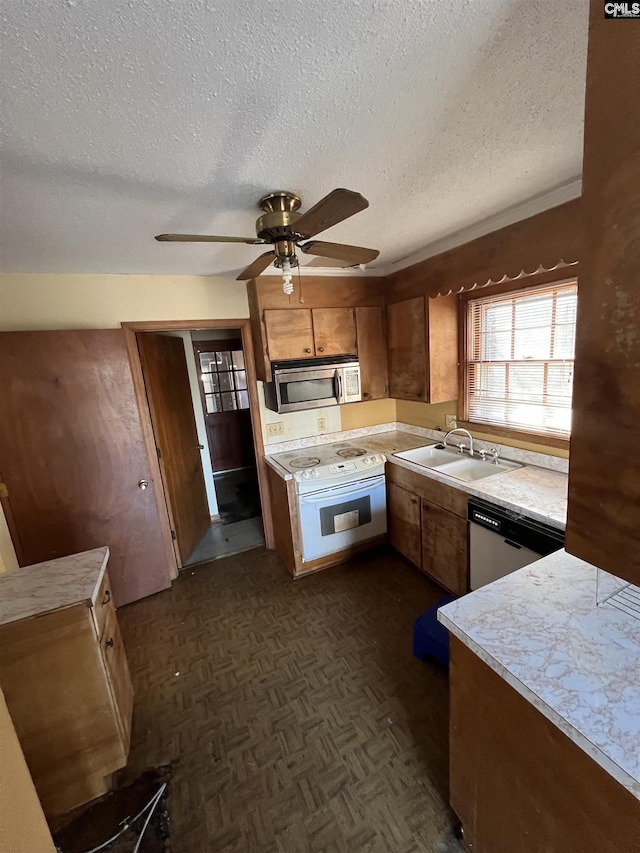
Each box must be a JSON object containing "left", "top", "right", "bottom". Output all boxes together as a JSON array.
[
  {"left": 299, "top": 240, "right": 379, "bottom": 265},
  {"left": 155, "top": 234, "right": 264, "bottom": 244},
  {"left": 293, "top": 189, "right": 369, "bottom": 238},
  {"left": 236, "top": 251, "right": 276, "bottom": 280}
]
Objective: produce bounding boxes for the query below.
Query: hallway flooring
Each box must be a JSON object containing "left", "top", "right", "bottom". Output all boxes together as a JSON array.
[{"left": 117, "top": 545, "right": 463, "bottom": 852}]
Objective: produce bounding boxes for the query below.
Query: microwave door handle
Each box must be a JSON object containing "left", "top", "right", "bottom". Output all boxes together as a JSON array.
[{"left": 334, "top": 369, "right": 343, "bottom": 403}]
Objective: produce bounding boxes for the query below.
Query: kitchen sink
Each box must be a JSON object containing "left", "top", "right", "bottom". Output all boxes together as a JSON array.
[
  {"left": 433, "top": 456, "right": 522, "bottom": 481},
  {"left": 393, "top": 444, "right": 522, "bottom": 481},
  {"left": 393, "top": 444, "right": 459, "bottom": 468}
]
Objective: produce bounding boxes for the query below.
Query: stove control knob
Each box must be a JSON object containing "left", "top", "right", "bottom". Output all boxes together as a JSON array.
[
  {"left": 371, "top": 454, "right": 380, "bottom": 463},
  {"left": 302, "top": 470, "right": 310, "bottom": 479},
  {"left": 363, "top": 456, "right": 372, "bottom": 465},
  {"left": 311, "top": 469, "right": 319, "bottom": 478}
]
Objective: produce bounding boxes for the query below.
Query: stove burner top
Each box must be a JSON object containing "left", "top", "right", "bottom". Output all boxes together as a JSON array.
[
  {"left": 289, "top": 456, "right": 321, "bottom": 469},
  {"left": 336, "top": 447, "right": 367, "bottom": 458}
]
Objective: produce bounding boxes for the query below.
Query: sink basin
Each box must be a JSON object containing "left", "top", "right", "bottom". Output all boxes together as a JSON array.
[
  {"left": 435, "top": 456, "right": 522, "bottom": 482},
  {"left": 393, "top": 444, "right": 459, "bottom": 468},
  {"left": 393, "top": 443, "right": 522, "bottom": 481}
]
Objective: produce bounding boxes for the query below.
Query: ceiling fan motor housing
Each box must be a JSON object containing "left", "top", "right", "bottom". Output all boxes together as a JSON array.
[{"left": 256, "top": 190, "right": 304, "bottom": 242}]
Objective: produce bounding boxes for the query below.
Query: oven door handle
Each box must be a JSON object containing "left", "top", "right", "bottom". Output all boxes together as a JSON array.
[{"left": 299, "top": 474, "right": 386, "bottom": 503}]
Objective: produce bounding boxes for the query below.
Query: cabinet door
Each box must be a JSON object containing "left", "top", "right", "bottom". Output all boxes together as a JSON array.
[
  {"left": 421, "top": 500, "right": 468, "bottom": 595},
  {"left": 312, "top": 308, "right": 357, "bottom": 356},
  {"left": 387, "top": 297, "right": 427, "bottom": 400},
  {"left": 100, "top": 606, "right": 134, "bottom": 752},
  {"left": 355, "top": 306, "right": 388, "bottom": 400},
  {"left": 265, "top": 309, "right": 314, "bottom": 360},
  {"left": 387, "top": 483, "right": 421, "bottom": 567}
]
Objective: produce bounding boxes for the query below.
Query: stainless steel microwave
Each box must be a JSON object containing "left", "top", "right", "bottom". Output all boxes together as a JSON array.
[{"left": 264, "top": 356, "right": 361, "bottom": 413}]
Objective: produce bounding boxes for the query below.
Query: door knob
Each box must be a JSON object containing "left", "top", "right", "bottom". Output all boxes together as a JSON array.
[
  {"left": 138, "top": 480, "right": 149, "bottom": 490},
  {"left": 197, "top": 444, "right": 205, "bottom": 450}
]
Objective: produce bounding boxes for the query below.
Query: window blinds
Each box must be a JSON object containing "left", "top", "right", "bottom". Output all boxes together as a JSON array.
[{"left": 466, "top": 281, "right": 577, "bottom": 439}]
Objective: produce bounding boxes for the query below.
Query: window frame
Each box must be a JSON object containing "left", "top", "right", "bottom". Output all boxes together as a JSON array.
[{"left": 458, "top": 277, "right": 578, "bottom": 450}]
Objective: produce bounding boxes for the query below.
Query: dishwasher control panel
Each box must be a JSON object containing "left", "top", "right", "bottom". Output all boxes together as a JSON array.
[{"left": 470, "top": 509, "right": 501, "bottom": 531}]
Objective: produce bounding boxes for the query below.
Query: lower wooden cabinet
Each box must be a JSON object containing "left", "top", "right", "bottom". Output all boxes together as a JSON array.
[
  {"left": 0, "top": 569, "right": 133, "bottom": 818},
  {"left": 421, "top": 499, "right": 468, "bottom": 596},
  {"left": 386, "top": 463, "right": 469, "bottom": 595},
  {"left": 387, "top": 482, "right": 421, "bottom": 567}
]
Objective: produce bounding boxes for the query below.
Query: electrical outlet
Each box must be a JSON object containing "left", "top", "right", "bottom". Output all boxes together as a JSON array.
[
  {"left": 445, "top": 414, "right": 457, "bottom": 429},
  {"left": 266, "top": 421, "right": 284, "bottom": 437},
  {"left": 318, "top": 417, "right": 326, "bottom": 431}
]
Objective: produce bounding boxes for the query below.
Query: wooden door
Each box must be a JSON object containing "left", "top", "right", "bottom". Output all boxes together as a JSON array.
[
  {"left": 421, "top": 500, "right": 468, "bottom": 595},
  {"left": 355, "top": 306, "right": 388, "bottom": 400},
  {"left": 0, "top": 330, "right": 172, "bottom": 606},
  {"left": 138, "top": 333, "right": 210, "bottom": 565},
  {"left": 565, "top": 5, "right": 640, "bottom": 585},
  {"left": 387, "top": 483, "right": 421, "bottom": 567},
  {"left": 387, "top": 297, "right": 427, "bottom": 400},
  {"left": 312, "top": 307, "right": 357, "bottom": 356},
  {"left": 265, "top": 309, "right": 314, "bottom": 360},
  {"left": 206, "top": 410, "right": 254, "bottom": 473}
]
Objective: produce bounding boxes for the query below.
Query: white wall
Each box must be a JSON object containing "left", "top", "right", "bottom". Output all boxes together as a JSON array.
[{"left": 160, "top": 331, "right": 219, "bottom": 517}]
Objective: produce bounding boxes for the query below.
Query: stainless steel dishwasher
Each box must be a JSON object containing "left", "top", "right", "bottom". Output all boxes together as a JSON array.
[{"left": 468, "top": 497, "right": 564, "bottom": 590}]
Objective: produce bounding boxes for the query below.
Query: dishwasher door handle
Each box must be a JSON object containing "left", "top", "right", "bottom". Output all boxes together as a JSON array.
[{"left": 504, "top": 539, "right": 522, "bottom": 549}]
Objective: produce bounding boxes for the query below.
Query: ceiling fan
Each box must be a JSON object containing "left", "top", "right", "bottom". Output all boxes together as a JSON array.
[{"left": 156, "top": 188, "right": 379, "bottom": 293}]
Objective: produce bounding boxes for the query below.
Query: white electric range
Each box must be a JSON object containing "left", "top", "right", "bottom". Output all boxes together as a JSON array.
[{"left": 270, "top": 441, "right": 387, "bottom": 563}]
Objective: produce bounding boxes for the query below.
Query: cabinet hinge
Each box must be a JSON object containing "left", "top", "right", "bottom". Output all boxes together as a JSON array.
[
  {"left": 0, "top": 483, "right": 8, "bottom": 499},
  {"left": 156, "top": 447, "right": 162, "bottom": 460},
  {"left": 171, "top": 529, "right": 177, "bottom": 541}
]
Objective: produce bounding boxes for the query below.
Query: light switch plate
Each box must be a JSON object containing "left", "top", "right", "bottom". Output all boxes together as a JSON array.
[
  {"left": 267, "top": 421, "right": 285, "bottom": 437},
  {"left": 318, "top": 417, "right": 326, "bottom": 431},
  {"left": 445, "top": 414, "right": 457, "bottom": 428}
]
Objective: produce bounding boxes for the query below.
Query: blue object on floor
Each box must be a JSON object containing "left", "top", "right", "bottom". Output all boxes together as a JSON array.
[{"left": 413, "top": 594, "right": 456, "bottom": 666}]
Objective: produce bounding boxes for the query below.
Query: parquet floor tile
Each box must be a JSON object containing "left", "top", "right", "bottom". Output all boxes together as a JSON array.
[{"left": 117, "top": 545, "right": 464, "bottom": 852}]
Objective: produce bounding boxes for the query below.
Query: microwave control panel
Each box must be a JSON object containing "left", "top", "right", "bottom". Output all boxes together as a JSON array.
[{"left": 344, "top": 370, "right": 360, "bottom": 397}]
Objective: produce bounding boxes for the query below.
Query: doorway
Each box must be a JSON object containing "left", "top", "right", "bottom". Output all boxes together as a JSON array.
[{"left": 124, "top": 320, "right": 272, "bottom": 572}]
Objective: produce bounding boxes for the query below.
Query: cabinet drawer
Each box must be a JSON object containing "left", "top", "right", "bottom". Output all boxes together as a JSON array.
[
  {"left": 100, "top": 606, "right": 133, "bottom": 752},
  {"left": 92, "top": 570, "right": 115, "bottom": 640}
]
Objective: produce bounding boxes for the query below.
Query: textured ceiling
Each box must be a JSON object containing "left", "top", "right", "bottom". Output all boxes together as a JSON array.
[{"left": 0, "top": 1, "right": 588, "bottom": 276}]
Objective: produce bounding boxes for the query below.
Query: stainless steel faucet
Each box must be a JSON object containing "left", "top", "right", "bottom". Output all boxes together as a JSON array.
[{"left": 443, "top": 427, "right": 474, "bottom": 458}]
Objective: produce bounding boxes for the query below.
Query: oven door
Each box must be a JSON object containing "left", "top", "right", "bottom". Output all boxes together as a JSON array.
[
  {"left": 298, "top": 474, "right": 387, "bottom": 562},
  {"left": 275, "top": 367, "right": 339, "bottom": 413}
]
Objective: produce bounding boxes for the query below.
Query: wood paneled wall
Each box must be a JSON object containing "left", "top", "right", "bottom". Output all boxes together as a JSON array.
[{"left": 385, "top": 197, "right": 582, "bottom": 302}]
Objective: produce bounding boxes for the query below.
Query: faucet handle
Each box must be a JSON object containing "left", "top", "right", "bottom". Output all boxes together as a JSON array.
[
  {"left": 456, "top": 442, "right": 467, "bottom": 454},
  {"left": 479, "top": 449, "right": 488, "bottom": 462},
  {"left": 490, "top": 446, "right": 501, "bottom": 463}
]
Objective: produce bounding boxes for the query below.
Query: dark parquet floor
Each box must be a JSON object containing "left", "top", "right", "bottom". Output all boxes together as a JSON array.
[{"left": 117, "top": 545, "right": 464, "bottom": 853}]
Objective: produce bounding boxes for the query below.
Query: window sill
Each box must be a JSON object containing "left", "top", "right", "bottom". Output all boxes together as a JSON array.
[{"left": 456, "top": 420, "right": 570, "bottom": 451}]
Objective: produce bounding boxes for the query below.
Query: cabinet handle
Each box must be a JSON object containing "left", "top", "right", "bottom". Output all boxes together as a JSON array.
[
  {"left": 363, "top": 392, "right": 369, "bottom": 398},
  {"left": 102, "top": 590, "right": 111, "bottom": 606},
  {"left": 304, "top": 348, "right": 311, "bottom": 354},
  {"left": 318, "top": 347, "right": 325, "bottom": 352},
  {"left": 417, "top": 392, "right": 424, "bottom": 398},
  {"left": 410, "top": 498, "right": 417, "bottom": 505},
  {"left": 104, "top": 637, "right": 114, "bottom": 649},
  {"left": 422, "top": 503, "right": 429, "bottom": 510}
]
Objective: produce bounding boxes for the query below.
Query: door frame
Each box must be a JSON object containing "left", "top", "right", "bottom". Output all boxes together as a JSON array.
[{"left": 122, "top": 319, "right": 274, "bottom": 579}]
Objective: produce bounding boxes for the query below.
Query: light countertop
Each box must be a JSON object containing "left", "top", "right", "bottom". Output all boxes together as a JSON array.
[
  {"left": 266, "top": 428, "right": 567, "bottom": 530},
  {"left": 0, "top": 547, "right": 110, "bottom": 627},
  {"left": 438, "top": 550, "right": 640, "bottom": 800}
]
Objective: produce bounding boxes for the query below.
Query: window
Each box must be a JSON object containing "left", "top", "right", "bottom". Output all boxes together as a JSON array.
[
  {"left": 463, "top": 280, "right": 577, "bottom": 441},
  {"left": 199, "top": 348, "right": 249, "bottom": 413}
]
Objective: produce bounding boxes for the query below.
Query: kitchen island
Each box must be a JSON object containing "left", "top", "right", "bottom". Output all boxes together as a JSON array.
[{"left": 438, "top": 550, "right": 640, "bottom": 851}]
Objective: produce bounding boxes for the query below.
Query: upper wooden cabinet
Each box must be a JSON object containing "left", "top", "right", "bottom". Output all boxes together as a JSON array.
[
  {"left": 312, "top": 308, "right": 357, "bottom": 356},
  {"left": 355, "top": 306, "right": 388, "bottom": 400},
  {"left": 264, "top": 307, "right": 357, "bottom": 362},
  {"left": 387, "top": 294, "right": 458, "bottom": 403},
  {"left": 565, "top": 9, "right": 640, "bottom": 585},
  {"left": 264, "top": 309, "right": 315, "bottom": 361}
]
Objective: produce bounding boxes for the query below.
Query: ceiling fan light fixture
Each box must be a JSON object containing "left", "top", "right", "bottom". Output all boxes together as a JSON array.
[{"left": 280, "top": 258, "right": 294, "bottom": 295}]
